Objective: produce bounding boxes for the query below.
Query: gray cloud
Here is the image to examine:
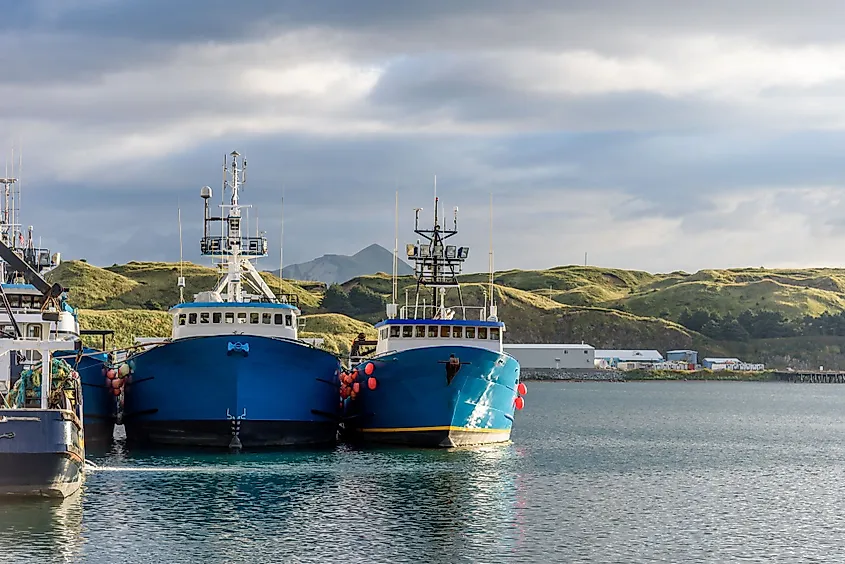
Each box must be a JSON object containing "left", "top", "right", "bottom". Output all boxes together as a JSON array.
[{"left": 4, "top": 1, "right": 845, "bottom": 276}]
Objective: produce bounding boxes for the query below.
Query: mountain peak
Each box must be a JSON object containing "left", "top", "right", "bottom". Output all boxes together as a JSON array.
[{"left": 273, "top": 244, "right": 413, "bottom": 285}]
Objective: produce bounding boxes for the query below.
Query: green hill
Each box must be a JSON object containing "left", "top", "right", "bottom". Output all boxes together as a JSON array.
[{"left": 48, "top": 260, "right": 845, "bottom": 369}]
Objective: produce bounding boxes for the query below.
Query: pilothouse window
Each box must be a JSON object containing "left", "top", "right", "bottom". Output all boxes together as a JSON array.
[
  {"left": 415, "top": 326, "right": 425, "bottom": 338},
  {"left": 237, "top": 313, "right": 247, "bottom": 324},
  {"left": 490, "top": 327, "right": 500, "bottom": 340},
  {"left": 213, "top": 312, "right": 222, "bottom": 323},
  {"left": 178, "top": 314, "right": 186, "bottom": 326},
  {"left": 440, "top": 326, "right": 450, "bottom": 338},
  {"left": 477, "top": 327, "right": 488, "bottom": 339},
  {"left": 225, "top": 313, "right": 234, "bottom": 324},
  {"left": 402, "top": 325, "right": 413, "bottom": 338},
  {"left": 250, "top": 313, "right": 260, "bottom": 324},
  {"left": 274, "top": 314, "right": 284, "bottom": 325},
  {"left": 200, "top": 313, "right": 209, "bottom": 324},
  {"left": 465, "top": 327, "right": 475, "bottom": 339},
  {"left": 285, "top": 315, "right": 293, "bottom": 327},
  {"left": 262, "top": 313, "right": 272, "bottom": 324},
  {"left": 453, "top": 327, "right": 463, "bottom": 338},
  {"left": 390, "top": 326, "right": 400, "bottom": 338},
  {"left": 428, "top": 326, "right": 437, "bottom": 338},
  {"left": 188, "top": 313, "right": 197, "bottom": 324}
]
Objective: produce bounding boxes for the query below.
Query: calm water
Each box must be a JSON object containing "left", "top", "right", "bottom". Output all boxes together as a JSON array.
[{"left": 3, "top": 382, "right": 845, "bottom": 563}]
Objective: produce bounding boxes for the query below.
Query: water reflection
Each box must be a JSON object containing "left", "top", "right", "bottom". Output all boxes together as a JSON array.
[{"left": 0, "top": 492, "right": 84, "bottom": 564}]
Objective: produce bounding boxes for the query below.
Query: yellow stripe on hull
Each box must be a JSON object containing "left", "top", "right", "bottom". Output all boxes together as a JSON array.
[{"left": 360, "top": 425, "right": 509, "bottom": 434}]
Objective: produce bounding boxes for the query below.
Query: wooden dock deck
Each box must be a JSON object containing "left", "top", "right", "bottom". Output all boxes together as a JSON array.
[{"left": 773, "top": 371, "right": 845, "bottom": 383}]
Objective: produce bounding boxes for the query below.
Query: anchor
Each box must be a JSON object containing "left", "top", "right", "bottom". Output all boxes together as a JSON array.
[
  {"left": 226, "top": 408, "right": 247, "bottom": 450},
  {"left": 438, "top": 354, "right": 472, "bottom": 386}
]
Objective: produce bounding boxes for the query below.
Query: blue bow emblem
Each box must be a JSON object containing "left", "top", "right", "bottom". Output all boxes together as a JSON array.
[{"left": 227, "top": 342, "right": 249, "bottom": 356}]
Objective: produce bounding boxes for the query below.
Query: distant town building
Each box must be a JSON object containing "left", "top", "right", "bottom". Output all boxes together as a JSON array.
[
  {"left": 702, "top": 357, "right": 765, "bottom": 371},
  {"left": 504, "top": 343, "right": 595, "bottom": 369},
  {"left": 595, "top": 349, "right": 664, "bottom": 370},
  {"left": 666, "top": 349, "right": 698, "bottom": 365}
]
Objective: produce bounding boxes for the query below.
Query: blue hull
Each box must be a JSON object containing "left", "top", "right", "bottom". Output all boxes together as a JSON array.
[
  {"left": 55, "top": 348, "right": 115, "bottom": 446},
  {"left": 123, "top": 335, "right": 341, "bottom": 448},
  {"left": 345, "top": 346, "right": 521, "bottom": 447}
]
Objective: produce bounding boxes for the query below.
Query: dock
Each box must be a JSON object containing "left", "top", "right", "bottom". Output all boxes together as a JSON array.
[{"left": 772, "top": 371, "right": 845, "bottom": 383}]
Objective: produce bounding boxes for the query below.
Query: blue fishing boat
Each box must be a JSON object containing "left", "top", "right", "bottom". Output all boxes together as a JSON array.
[
  {"left": 341, "top": 193, "right": 526, "bottom": 447},
  {"left": 123, "top": 151, "right": 341, "bottom": 449},
  {"left": 0, "top": 176, "right": 114, "bottom": 445}
]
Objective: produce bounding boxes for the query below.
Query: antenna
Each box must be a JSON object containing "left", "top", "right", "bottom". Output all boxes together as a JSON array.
[
  {"left": 392, "top": 190, "right": 398, "bottom": 305},
  {"left": 279, "top": 186, "right": 285, "bottom": 298},
  {"left": 584, "top": 251, "right": 587, "bottom": 266},
  {"left": 178, "top": 204, "right": 185, "bottom": 303},
  {"left": 489, "top": 193, "right": 495, "bottom": 315}
]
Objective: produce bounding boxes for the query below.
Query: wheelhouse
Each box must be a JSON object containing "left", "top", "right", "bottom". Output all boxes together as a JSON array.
[
  {"left": 373, "top": 318, "right": 505, "bottom": 355},
  {"left": 170, "top": 302, "right": 302, "bottom": 341},
  {"left": 0, "top": 284, "right": 79, "bottom": 340}
]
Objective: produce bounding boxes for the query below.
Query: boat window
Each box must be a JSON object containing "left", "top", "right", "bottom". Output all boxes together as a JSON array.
[
  {"left": 250, "top": 312, "right": 260, "bottom": 324},
  {"left": 213, "top": 312, "right": 222, "bottom": 323},
  {"left": 237, "top": 313, "right": 247, "bottom": 324},
  {"left": 381, "top": 328, "right": 388, "bottom": 339},
  {"left": 440, "top": 326, "right": 450, "bottom": 338},
  {"left": 465, "top": 327, "right": 475, "bottom": 339},
  {"left": 9, "top": 296, "right": 20, "bottom": 308},
  {"left": 27, "top": 324, "right": 41, "bottom": 338},
  {"left": 490, "top": 327, "right": 500, "bottom": 340},
  {"left": 415, "top": 326, "right": 425, "bottom": 338},
  {"left": 225, "top": 312, "right": 235, "bottom": 324},
  {"left": 274, "top": 314, "right": 284, "bottom": 325},
  {"left": 178, "top": 314, "right": 186, "bottom": 326},
  {"left": 478, "top": 327, "right": 488, "bottom": 339},
  {"left": 188, "top": 313, "right": 198, "bottom": 324},
  {"left": 200, "top": 312, "right": 210, "bottom": 324},
  {"left": 402, "top": 325, "right": 413, "bottom": 338},
  {"left": 453, "top": 326, "right": 463, "bottom": 338},
  {"left": 427, "top": 325, "right": 437, "bottom": 338},
  {"left": 390, "top": 325, "right": 400, "bottom": 338},
  {"left": 262, "top": 313, "right": 272, "bottom": 324},
  {"left": 285, "top": 315, "right": 293, "bottom": 327}
]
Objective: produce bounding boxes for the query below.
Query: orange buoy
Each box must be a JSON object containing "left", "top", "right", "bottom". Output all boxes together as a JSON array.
[
  {"left": 514, "top": 396, "right": 525, "bottom": 410},
  {"left": 517, "top": 382, "right": 527, "bottom": 396},
  {"left": 106, "top": 369, "right": 116, "bottom": 380},
  {"left": 352, "top": 382, "right": 360, "bottom": 394},
  {"left": 367, "top": 377, "right": 377, "bottom": 391},
  {"left": 112, "top": 388, "right": 121, "bottom": 396},
  {"left": 351, "top": 370, "right": 358, "bottom": 381},
  {"left": 364, "top": 362, "right": 375, "bottom": 376},
  {"left": 112, "top": 379, "right": 122, "bottom": 389}
]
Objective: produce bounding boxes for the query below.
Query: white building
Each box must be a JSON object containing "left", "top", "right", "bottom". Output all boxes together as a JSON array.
[
  {"left": 595, "top": 349, "right": 664, "bottom": 369},
  {"left": 504, "top": 343, "right": 595, "bottom": 369}
]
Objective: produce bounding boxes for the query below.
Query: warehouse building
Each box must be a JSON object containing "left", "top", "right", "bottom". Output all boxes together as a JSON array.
[
  {"left": 595, "top": 349, "right": 664, "bottom": 370},
  {"left": 666, "top": 349, "right": 698, "bottom": 365},
  {"left": 504, "top": 343, "right": 595, "bottom": 369}
]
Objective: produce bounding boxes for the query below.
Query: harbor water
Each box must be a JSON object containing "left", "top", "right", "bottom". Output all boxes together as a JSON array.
[{"left": 4, "top": 381, "right": 845, "bottom": 563}]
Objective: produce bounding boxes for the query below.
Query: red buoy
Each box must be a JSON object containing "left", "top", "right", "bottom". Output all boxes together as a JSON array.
[
  {"left": 517, "top": 382, "right": 527, "bottom": 396},
  {"left": 353, "top": 382, "right": 360, "bottom": 394},
  {"left": 351, "top": 370, "right": 358, "bottom": 381},
  {"left": 112, "top": 388, "right": 121, "bottom": 396},
  {"left": 367, "top": 377, "right": 377, "bottom": 391},
  {"left": 364, "top": 362, "right": 375, "bottom": 376},
  {"left": 514, "top": 396, "right": 525, "bottom": 410}
]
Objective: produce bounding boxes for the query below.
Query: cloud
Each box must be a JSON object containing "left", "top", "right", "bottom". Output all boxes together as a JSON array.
[{"left": 4, "top": 1, "right": 845, "bottom": 277}]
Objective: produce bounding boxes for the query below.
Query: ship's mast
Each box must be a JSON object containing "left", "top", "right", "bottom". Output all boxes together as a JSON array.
[{"left": 199, "top": 151, "right": 278, "bottom": 303}]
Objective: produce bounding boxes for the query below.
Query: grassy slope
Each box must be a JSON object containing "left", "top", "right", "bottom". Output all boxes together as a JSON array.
[{"left": 52, "top": 260, "right": 845, "bottom": 368}]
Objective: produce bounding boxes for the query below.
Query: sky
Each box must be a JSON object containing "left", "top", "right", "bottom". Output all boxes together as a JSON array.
[{"left": 4, "top": 1, "right": 845, "bottom": 275}]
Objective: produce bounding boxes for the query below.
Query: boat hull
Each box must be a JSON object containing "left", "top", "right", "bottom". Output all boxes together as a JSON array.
[
  {"left": 123, "top": 335, "right": 341, "bottom": 449},
  {"left": 56, "top": 348, "right": 115, "bottom": 446},
  {"left": 344, "top": 346, "right": 520, "bottom": 448},
  {"left": 0, "top": 409, "right": 84, "bottom": 498}
]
